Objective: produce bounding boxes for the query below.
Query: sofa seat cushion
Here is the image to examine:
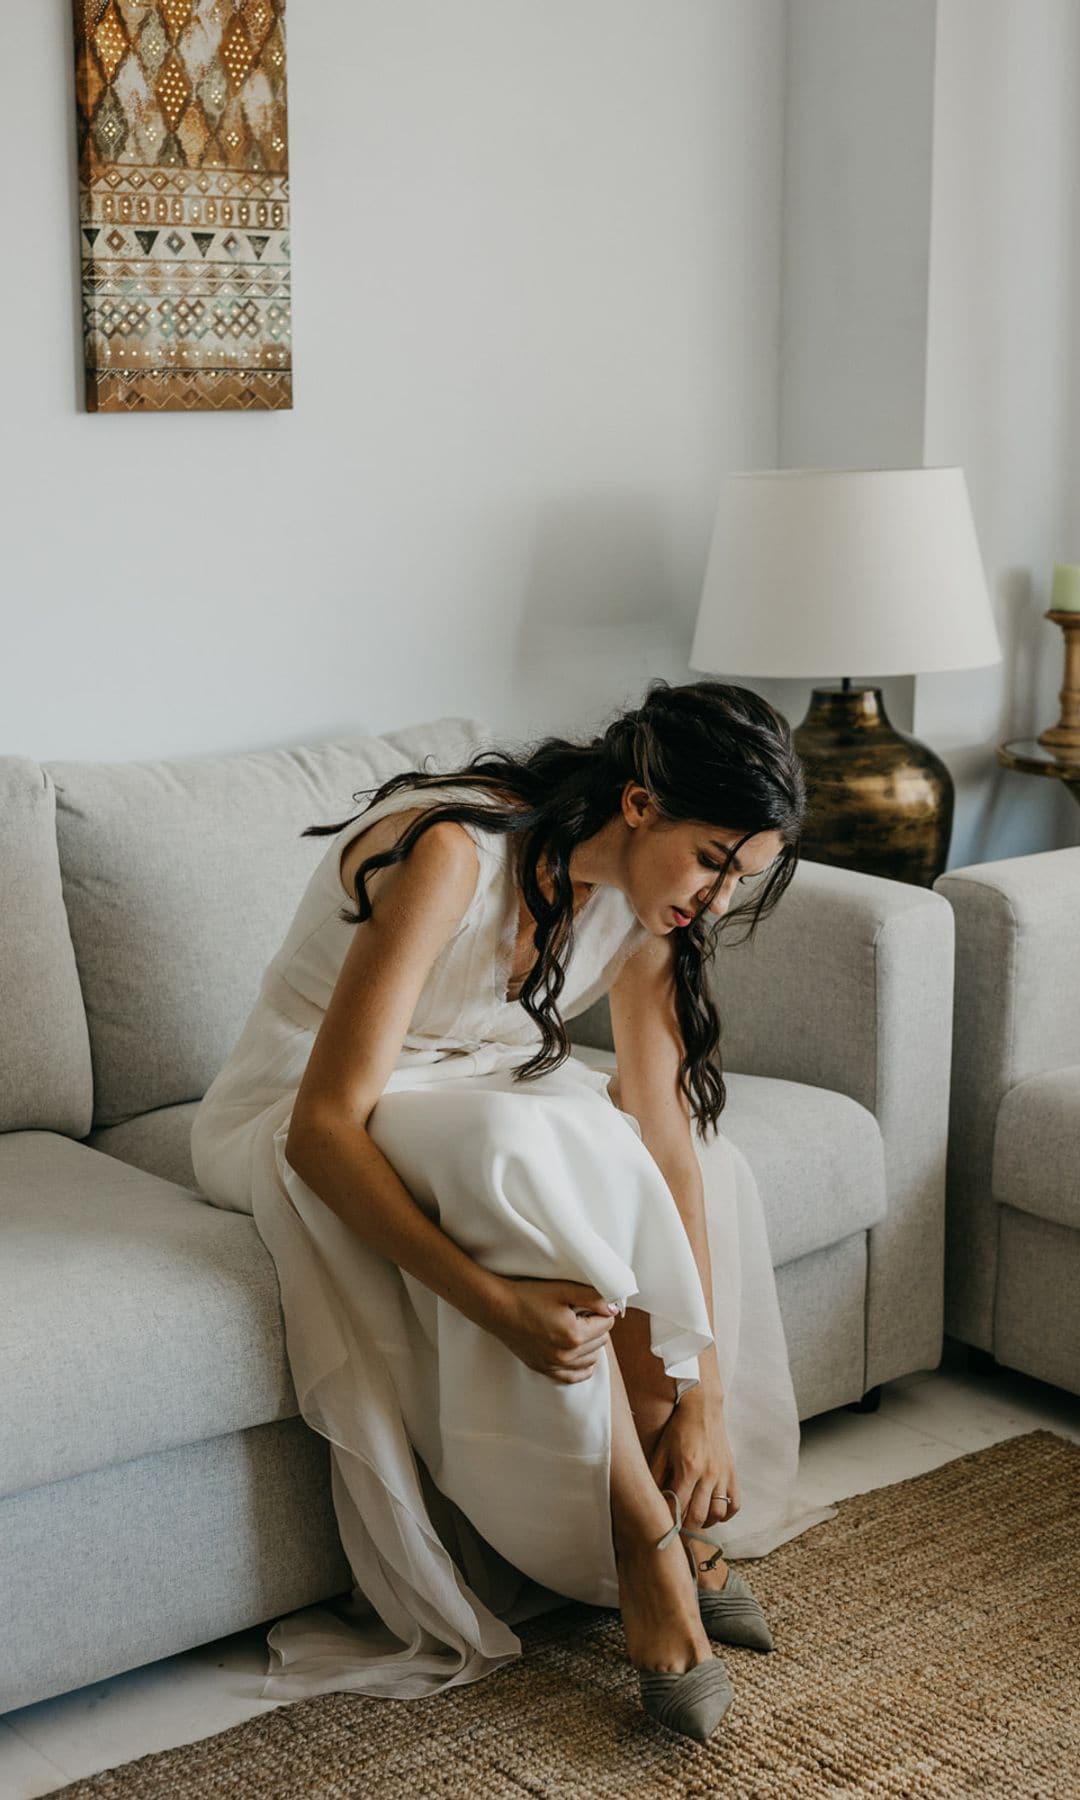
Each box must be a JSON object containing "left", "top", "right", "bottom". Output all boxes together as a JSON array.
[
  {"left": 87, "top": 1103, "right": 202, "bottom": 1193},
  {"left": 719, "top": 1072, "right": 887, "bottom": 1264},
  {"left": 570, "top": 1047, "right": 887, "bottom": 1266},
  {"left": 0, "top": 1133, "right": 295, "bottom": 1502},
  {"left": 993, "top": 1066, "right": 1080, "bottom": 1231}
]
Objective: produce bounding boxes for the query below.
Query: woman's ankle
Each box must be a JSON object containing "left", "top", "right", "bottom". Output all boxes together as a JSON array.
[
  {"left": 616, "top": 1532, "right": 713, "bottom": 1673},
  {"left": 612, "top": 1491, "right": 680, "bottom": 1562}
]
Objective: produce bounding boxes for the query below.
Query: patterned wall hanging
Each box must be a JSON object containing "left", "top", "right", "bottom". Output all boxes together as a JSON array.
[{"left": 73, "top": 0, "right": 292, "bottom": 412}]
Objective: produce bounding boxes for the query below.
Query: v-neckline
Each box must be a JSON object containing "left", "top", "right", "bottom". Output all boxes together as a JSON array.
[{"left": 495, "top": 858, "right": 605, "bottom": 1008}]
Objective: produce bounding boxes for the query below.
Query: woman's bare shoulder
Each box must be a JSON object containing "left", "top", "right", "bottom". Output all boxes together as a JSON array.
[
  {"left": 609, "top": 927, "right": 676, "bottom": 986},
  {"left": 338, "top": 806, "right": 477, "bottom": 905},
  {"left": 291, "top": 814, "right": 482, "bottom": 1134}
]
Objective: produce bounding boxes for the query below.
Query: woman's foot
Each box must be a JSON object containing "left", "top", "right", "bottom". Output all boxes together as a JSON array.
[{"left": 614, "top": 1505, "right": 714, "bottom": 1675}]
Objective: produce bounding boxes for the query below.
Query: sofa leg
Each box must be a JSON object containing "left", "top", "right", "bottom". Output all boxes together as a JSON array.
[{"left": 845, "top": 1385, "right": 882, "bottom": 1415}]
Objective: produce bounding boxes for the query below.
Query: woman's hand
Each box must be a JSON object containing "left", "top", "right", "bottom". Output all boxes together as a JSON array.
[
  {"left": 647, "top": 1384, "right": 740, "bottom": 1531},
  {"left": 485, "top": 1277, "right": 619, "bottom": 1385}
]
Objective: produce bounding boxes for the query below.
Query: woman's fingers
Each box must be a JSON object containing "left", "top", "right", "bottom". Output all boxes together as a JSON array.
[
  {"left": 570, "top": 1321, "right": 615, "bottom": 1355},
  {"left": 570, "top": 1317, "right": 616, "bottom": 1349},
  {"left": 662, "top": 1469, "right": 742, "bottom": 1531},
  {"left": 566, "top": 1285, "right": 619, "bottom": 1318},
  {"left": 560, "top": 1333, "right": 609, "bottom": 1368},
  {"left": 548, "top": 1358, "right": 599, "bottom": 1383},
  {"left": 706, "top": 1481, "right": 740, "bottom": 1526},
  {"left": 682, "top": 1477, "right": 714, "bottom": 1532}
]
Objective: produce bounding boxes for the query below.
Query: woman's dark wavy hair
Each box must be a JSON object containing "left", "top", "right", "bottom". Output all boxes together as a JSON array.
[{"left": 303, "top": 680, "right": 806, "bottom": 1139}]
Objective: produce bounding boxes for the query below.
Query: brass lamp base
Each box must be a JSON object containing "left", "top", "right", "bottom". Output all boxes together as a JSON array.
[{"left": 792, "top": 686, "right": 954, "bottom": 887}]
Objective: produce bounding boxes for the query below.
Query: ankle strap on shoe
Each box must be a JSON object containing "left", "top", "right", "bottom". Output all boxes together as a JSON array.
[
  {"left": 657, "top": 1488, "right": 728, "bottom": 1567},
  {"left": 656, "top": 1487, "right": 683, "bottom": 1550},
  {"left": 685, "top": 1535, "right": 726, "bottom": 1571}
]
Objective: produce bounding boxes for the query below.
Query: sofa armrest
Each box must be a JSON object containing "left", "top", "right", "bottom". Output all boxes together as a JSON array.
[
  {"left": 715, "top": 860, "right": 954, "bottom": 1387},
  {"left": 572, "top": 859, "right": 955, "bottom": 1387},
  {"left": 933, "top": 846, "right": 1080, "bottom": 1349}
]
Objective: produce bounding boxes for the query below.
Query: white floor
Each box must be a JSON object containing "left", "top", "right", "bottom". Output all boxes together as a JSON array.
[{"left": 3, "top": 1343, "right": 1078, "bottom": 1799}]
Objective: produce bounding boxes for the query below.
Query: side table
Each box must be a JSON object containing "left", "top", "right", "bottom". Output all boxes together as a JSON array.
[{"left": 997, "top": 739, "right": 1080, "bottom": 810}]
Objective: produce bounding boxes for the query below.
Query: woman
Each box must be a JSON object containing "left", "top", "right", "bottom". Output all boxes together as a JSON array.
[{"left": 191, "top": 679, "right": 833, "bottom": 1744}]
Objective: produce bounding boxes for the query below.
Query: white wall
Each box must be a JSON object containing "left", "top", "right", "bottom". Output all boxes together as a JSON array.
[
  {"left": 919, "top": 0, "right": 1080, "bottom": 862},
  {"left": 8, "top": 1, "right": 1074, "bottom": 867},
  {"left": 750, "top": 0, "right": 937, "bottom": 742},
  {"left": 1, "top": 0, "right": 785, "bottom": 763},
  {"left": 752, "top": 0, "right": 1079, "bottom": 867},
  {"left": 780, "top": 0, "right": 936, "bottom": 476}
]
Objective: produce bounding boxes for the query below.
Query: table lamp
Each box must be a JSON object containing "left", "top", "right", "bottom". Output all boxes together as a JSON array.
[{"left": 690, "top": 467, "right": 1002, "bottom": 885}]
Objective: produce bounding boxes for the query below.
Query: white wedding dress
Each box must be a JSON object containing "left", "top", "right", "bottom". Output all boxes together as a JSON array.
[{"left": 190, "top": 781, "right": 832, "bottom": 1702}]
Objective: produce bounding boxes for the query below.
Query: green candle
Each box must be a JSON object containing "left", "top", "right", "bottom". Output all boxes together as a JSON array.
[{"left": 1051, "top": 564, "right": 1080, "bottom": 611}]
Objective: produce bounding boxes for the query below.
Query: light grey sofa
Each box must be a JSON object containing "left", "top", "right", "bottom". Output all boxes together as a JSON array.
[
  {"left": 0, "top": 718, "right": 954, "bottom": 1714},
  {"left": 934, "top": 849, "right": 1080, "bottom": 1397}
]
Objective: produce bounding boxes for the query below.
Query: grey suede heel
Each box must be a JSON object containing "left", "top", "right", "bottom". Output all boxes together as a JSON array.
[
  {"left": 638, "top": 1659, "right": 734, "bottom": 1743},
  {"left": 668, "top": 1489, "right": 776, "bottom": 1653},
  {"left": 693, "top": 1564, "right": 774, "bottom": 1652},
  {"left": 635, "top": 1488, "right": 735, "bottom": 1743}
]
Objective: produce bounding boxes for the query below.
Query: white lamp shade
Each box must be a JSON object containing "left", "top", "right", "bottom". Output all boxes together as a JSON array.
[{"left": 690, "top": 467, "right": 1002, "bottom": 680}]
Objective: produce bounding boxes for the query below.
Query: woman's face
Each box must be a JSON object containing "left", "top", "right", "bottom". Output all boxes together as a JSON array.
[{"left": 622, "top": 788, "right": 785, "bottom": 937}]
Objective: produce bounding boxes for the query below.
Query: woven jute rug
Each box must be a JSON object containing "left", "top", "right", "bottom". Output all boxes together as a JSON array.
[{"left": 54, "top": 1430, "right": 1078, "bottom": 1799}]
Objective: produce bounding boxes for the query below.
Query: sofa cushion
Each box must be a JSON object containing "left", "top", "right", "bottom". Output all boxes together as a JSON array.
[
  {"left": 0, "top": 759, "right": 93, "bottom": 1137},
  {"left": 718, "top": 1072, "right": 887, "bottom": 1264},
  {"left": 47, "top": 716, "right": 491, "bottom": 1127},
  {"left": 993, "top": 1066, "right": 1080, "bottom": 1231},
  {"left": 0, "top": 1133, "right": 296, "bottom": 1501},
  {"left": 86, "top": 1102, "right": 201, "bottom": 1192},
  {"left": 570, "top": 1047, "right": 887, "bottom": 1266}
]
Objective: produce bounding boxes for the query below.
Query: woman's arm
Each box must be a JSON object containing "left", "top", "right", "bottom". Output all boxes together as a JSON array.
[
  {"left": 285, "top": 816, "right": 618, "bottom": 1386},
  {"left": 607, "top": 933, "right": 725, "bottom": 1401},
  {"left": 285, "top": 816, "right": 508, "bottom": 1333},
  {"left": 607, "top": 933, "right": 742, "bottom": 1525}
]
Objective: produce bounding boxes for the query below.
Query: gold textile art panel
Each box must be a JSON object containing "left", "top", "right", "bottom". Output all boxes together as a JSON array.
[{"left": 73, "top": 0, "right": 292, "bottom": 412}]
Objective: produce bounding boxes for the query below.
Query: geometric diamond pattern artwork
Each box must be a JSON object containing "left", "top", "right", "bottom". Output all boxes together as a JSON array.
[{"left": 72, "top": 0, "right": 292, "bottom": 412}]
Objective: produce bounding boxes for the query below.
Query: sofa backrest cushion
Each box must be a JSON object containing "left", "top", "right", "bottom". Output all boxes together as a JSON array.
[
  {"left": 47, "top": 717, "right": 491, "bottom": 1127},
  {"left": 0, "top": 758, "right": 94, "bottom": 1136}
]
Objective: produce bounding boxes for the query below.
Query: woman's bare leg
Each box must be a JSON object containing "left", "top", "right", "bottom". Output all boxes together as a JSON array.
[
  {"left": 609, "top": 1304, "right": 679, "bottom": 1462},
  {"left": 609, "top": 1305, "right": 731, "bottom": 1593},
  {"left": 604, "top": 1338, "right": 714, "bottom": 1674}
]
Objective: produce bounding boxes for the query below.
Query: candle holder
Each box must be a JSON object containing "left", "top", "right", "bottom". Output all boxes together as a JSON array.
[{"left": 1036, "top": 610, "right": 1080, "bottom": 765}]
